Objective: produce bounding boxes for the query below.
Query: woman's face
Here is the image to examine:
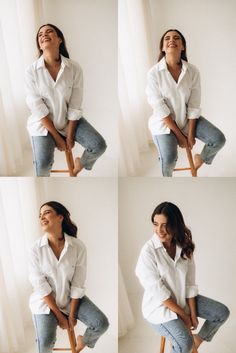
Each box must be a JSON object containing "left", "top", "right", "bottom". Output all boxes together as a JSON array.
[
  {"left": 39, "top": 205, "right": 63, "bottom": 232},
  {"left": 153, "top": 214, "right": 173, "bottom": 244},
  {"left": 38, "top": 25, "right": 62, "bottom": 52},
  {"left": 162, "top": 31, "right": 184, "bottom": 56}
]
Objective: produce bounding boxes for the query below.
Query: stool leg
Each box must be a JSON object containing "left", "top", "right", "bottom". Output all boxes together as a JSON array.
[
  {"left": 65, "top": 150, "right": 75, "bottom": 177},
  {"left": 67, "top": 328, "right": 77, "bottom": 353},
  {"left": 160, "top": 336, "right": 166, "bottom": 353},
  {"left": 186, "top": 147, "right": 197, "bottom": 177}
]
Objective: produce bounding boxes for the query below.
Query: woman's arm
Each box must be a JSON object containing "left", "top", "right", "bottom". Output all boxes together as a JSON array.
[
  {"left": 186, "top": 297, "right": 198, "bottom": 329},
  {"left": 41, "top": 115, "right": 67, "bottom": 151},
  {"left": 163, "top": 298, "right": 193, "bottom": 330},
  {"left": 163, "top": 115, "right": 188, "bottom": 148},
  {"left": 187, "top": 119, "right": 197, "bottom": 149},
  {"left": 68, "top": 298, "right": 79, "bottom": 329},
  {"left": 43, "top": 293, "right": 69, "bottom": 329},
  {"left": 66, "top": 120, "right": 78, "bottom": 150}
]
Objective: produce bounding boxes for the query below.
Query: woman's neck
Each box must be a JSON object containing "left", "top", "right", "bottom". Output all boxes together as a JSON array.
[
  {"left": 47, "top": 231, "right": 65, "bottom": 247},
  {"left": 43, "top": 49, "right": 61, "bottom": 68},
  {"left": 165, "top": 54, "right": 182, "bottom": 70}
]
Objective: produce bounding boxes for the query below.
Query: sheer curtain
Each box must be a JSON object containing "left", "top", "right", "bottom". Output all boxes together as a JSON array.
[
  {"left": 0, "top": 0, "right": 43, "bottom": 175},
  {"left": 118, "top": 265, "right": 134, "bottom": 337},
  {"left": 0, "top": 178, "right": 42, "bottom": 353},
  {"left": 118, "top": 0, "right": 153, "bottom": 176}
]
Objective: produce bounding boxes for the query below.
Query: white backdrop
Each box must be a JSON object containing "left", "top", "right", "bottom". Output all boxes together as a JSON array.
[
  {"left": 1, "top": 0, "right": 118, "bottom": 176},
  {"left": 147, "top": 0, "right": 236, "bottom": 176},
  {"left": 0, "top": 177, "right": 117, "bottom": 353},
  {"left": 119, "top": 178, "right": 236, "bottom": 350}
]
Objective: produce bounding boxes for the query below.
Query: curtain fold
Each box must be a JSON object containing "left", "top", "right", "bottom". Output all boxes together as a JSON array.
[
  {"left": 0, "top": 178, "right": 43, "bottom": 353},
  {"left": 118, "top": 0, "right": 153, "bottom": 176},
  {"left": 118, "top": 265, "right": 134, "bottom": 337},
  {"left": 0, "top": 0, "right": 43, "bottom": 175}
]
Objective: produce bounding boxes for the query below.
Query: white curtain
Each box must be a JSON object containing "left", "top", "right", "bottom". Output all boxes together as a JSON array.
[
  {"left": 0, "top": 178, "right": 42, "bottom": 353},
  {"left": 118, "top": 0, "right": 153, "bottom": 176},
  {"left": 118, "top": 265, "right": 134, "bottom": 337},
  {"left": 0, "top": 0, "right": 43, "bottom": 176}
]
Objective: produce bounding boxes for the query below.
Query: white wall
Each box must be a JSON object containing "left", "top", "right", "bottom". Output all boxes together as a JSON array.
[
  {"left": 147, "top": 0, "right": 236, "bottom": 175},
  {"left": 39, "top": 0, "right": 118, "bottom": 174},
  {"left": 119, "top": 178, "right": 236, "bottom": 332},
  {"left": 40, "top": 178, "right": 118, "bottom": 336}
]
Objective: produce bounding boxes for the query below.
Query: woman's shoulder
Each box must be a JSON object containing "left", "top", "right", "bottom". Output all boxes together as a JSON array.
[
  {"left": 66, "top": 235, "right": 86, "bottom": 250},
  {"left": 62, "top": 56, "right": 82, "bottom": 72},
  {"left": 184, "top": 60, "right": 200, "bottom": 74}
]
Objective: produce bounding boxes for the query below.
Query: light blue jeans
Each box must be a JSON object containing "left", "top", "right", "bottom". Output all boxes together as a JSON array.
[
  {"left": 33, "top": 296, "right": 109, "bottom": 353},
  {"left": 31, "top": 117, "right": 107, "bottom": 176},
  {"left": 153, "top": 117, "right": 226, "bottom": 176},
  {"left": 151, "top": 295, "right": 229, "bottom": 353}
]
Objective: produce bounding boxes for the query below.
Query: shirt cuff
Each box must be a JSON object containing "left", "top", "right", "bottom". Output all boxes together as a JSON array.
[
  {"left": 186, "top": 285, "right": 198, "bottom": 298},
  {"left": 67, "top": 108, "right": 83, "bottom": 121},
  {"left": 187, "top": 108, "right": 201, "bottom": 119},
  {"left": 70, "top": 286, "right": 85, "bottom": 299},
  {"left": 37, "top": 282, "right": 52, "bottom": 298},
  {"left": 153, "top": 103, "right": 171, "bottom": 120}
]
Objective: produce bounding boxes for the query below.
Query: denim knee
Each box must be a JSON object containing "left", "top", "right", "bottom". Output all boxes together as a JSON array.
[
  {"left": 178, "top": 334, "right": 193, "bottom": 353},
  {"left": 95, "top": 137, "right": 107, "bottom": 156},
  {"left": 217, "top": 303, "right": 230, "bottom": 323},
  {"left": 213, "top": 131, "right": 226, "bottom": 149},
  {"left": 35, "top": 157, "right": 53, "bottom": 176},
  {"left": 94, "top": 313, "right": 109, "bottom": 334}
]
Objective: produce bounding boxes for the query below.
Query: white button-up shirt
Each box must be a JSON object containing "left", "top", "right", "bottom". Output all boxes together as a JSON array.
[
  {"left": 146, "top": 57, "right": 201, "bottom": 136},
  {"left": 135, "top": 234, "right": 198, "bottom": 324},
  {"left": 25, "top": 55, "right": 83, "bottom": 136},
  {"left": 28, "top": 234, "right": 86, "bottom": 315}
]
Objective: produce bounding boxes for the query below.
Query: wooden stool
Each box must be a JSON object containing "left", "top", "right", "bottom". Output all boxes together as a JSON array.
[
  {"left": 51, "top": 150, "right": 75, "bottom": 177},
  {"left": 159, "top": 334, "right": 198, "bottom": 353},
  {"left": 53, "top": 328, "right": 77, "bottom": 353},
  {"left": 174, "top": 147, "right": 197, "bottom": 177}
]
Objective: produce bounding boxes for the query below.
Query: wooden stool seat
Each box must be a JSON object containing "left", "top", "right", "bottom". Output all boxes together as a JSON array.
[
  {"left": 51, "top": 150, "right": 75, "bottom": 177},
  {"left": 159, "top": 334, "right": 198, "bottom": 353},
  {"left": 173, "top": 147, "right": 197, "bottom": 177},
  {"left": 53, "top": 328, "right": 77, "bottom": 353}
]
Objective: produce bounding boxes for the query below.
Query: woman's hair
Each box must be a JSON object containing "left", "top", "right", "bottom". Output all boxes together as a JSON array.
[
  {"left": 151, "top": 201, "right": 194, "bottom": 259},
  {"left": 40, "top": 201, "right": 77, "bottom": 237},
  {"left": 36, "top": 24, "right": 70, "bottom": 58},
  {"left": 158, "top": 29, "right": 188, "bottom": 62}
]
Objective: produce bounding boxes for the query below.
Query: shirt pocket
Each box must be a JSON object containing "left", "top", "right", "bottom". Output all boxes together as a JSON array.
[{"left": 61, "top": 260, "right": 76, "bottom": 281}]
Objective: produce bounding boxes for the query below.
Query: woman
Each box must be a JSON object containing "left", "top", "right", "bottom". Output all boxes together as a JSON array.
[
  {"left": 25, "top": 24, "right": 107, "bottom": 177},
  {"left": 135, "top": 202, "right": 229, "bottom": 353},
  {"left": 29, "top": 201, "right": 109, "bottom": 353},
  {"left": 146, "top": 29, "right": 226, "bottom": 176}
]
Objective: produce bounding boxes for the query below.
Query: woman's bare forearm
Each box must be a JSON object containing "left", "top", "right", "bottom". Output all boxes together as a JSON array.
[
  {"left": 163, "top": 115, "right": 185, "bottom": 138},
  {"left": 41, "top": 115, "right": 61, "bottom": 140},
  {"left": 188, "top": 119, "right": 197, "bottom": 137},
  {"left": 163, "top": 298, "right": 188, "bottom": 320},
  {"left": 186, "top": 297, "right": 197, "bottom": 317},
  {"left": 69, "top": 298, "right": 79, "bottom": 318},
  {"left": 67, "top": 120, "right": 78, "bottom": 141},
  {"left": 43, "top": 293, "right": 64, "bottom": 318}
]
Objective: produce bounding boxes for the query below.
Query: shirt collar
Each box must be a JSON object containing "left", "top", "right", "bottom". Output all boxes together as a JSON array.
[
  {"left": 40, "top": 233, "right": 73, "bottom": 248},
  {"left": 151, "top": 233, "right": 182, "bottom": 260},
  {"left": 36, "top": 54, "right": 70, "bottom": 70},
  {"left": 158, "top": 56, "right": 188, "bottom": 73}
]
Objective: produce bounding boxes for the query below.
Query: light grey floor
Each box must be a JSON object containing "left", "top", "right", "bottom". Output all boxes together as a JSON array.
[{"left": 119, "top": 292, "right": 234, "bottom": 353}]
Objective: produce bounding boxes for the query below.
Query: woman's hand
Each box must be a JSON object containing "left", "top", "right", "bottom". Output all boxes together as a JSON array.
[
  {"left": 66, "top": 138, "right": 75, "bottom": 151},
  {"left": 181, "top": 313, "right": 194, "bottom": 331},
  {"left": 57, "top": 313, "right": 69, "bottom": 330},
  {"left": 68, "top": 316, "right": 77, "bottom": 330},
  {"left": 190, "top": 315, "right": 199, "bottom": 330},
  {"left": 55, "top": 136, "right": 67, "bottom": 151},
  {"left": 176, "top": 133, "right": 188, "bottom": 148},
  {"left": 187, "top": 135, "right": 196, "bottom": 149}
]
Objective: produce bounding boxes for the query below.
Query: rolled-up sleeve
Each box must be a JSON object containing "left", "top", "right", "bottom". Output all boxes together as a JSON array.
[
  {"left": 70, "top": 245, "right": 87, "bottom": 299},
  {"left": 135, "top": 248, "right": 171, "bottom": 303},
  {"left": 186, "top": 256, "right": 198, "bottom": 298},
  {"left": 25, "top": 67, "right": 49, "bottom": 121},
  {"left": 146, "top": 69, "right": 171, "bottom": 120},
  {"left": 187, "top": 68, "right": 201, "bottom": 119},
  {"left": 67, "top": 64, "right": 83, "bottom": 121},
  {"left": 28, "top": 246, "right": 52, "bottom": 298}
]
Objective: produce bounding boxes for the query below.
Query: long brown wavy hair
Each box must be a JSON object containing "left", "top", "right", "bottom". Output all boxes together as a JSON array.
[
  {"left": 151, "top": 201, "right": 194, "bottom": 259},
  {"left": 40, "top": 201, "right": 77, "bottom": 237},
  {"left": 36, "top": 24, "right": 70, "bottom": 59},
  {"left": 158, "top": 29, "right": 188, "bottom": 62}
]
